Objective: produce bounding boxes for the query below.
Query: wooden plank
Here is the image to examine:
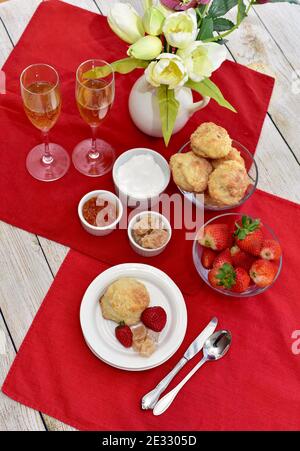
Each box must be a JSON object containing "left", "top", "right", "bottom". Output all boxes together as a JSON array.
[
  {"left": 0, "top": 0, "right": 99, "bottom": 45},
  {"left": 0, "top": 221, "right": 75, "bottom": 430},
  {"left": 253, "top": 3, "right": 300, "bottom": 71},
  {"left": 96, "top": 0, "right": 143, "bottom": 15},
  {"left": 0, "top": 314, "right": 46, "bottom": 431},
  {"left": 0, "top": 20, "right": 13, "bottom": 67}
]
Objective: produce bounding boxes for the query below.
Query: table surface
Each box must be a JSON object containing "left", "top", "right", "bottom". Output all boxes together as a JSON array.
[{"left": 0, "top": 0, "right": 300, "bottom": 431}]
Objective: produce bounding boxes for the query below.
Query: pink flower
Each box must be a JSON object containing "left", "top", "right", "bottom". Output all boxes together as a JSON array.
[{"left": 160, "top": 0, "right": 199, "bottom": 11}]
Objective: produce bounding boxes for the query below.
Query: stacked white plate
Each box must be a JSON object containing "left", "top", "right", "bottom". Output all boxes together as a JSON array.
[{"left": 80, "top": 263, "right": 187, "bottom": 371}]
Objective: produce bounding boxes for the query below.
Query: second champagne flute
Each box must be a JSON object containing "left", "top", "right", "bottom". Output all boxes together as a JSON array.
[{"left": 73, "top": 59, "right": 115, "bottom": 177}]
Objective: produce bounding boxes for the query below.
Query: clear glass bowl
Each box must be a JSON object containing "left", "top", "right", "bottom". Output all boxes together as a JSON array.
[
  {"left": 177, "top": 139, "right": 258, "bottom": 211},
  {"left": 193, "top": 213, "right": 282, "bottom": 298}
]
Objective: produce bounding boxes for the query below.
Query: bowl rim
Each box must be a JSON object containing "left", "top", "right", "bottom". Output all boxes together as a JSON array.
[
  {"left": 78, "top": 189, "right": 123, "bottom": 231},
  {"left": 193, "top": 212, "right": 282, "bottom": 297},
  {"left": 112, "top": 147, "right": 171, "bottom": 201},
  {"left": 177, "top": 139, "right": 259, "bottom": 211},
  {"left": 127, "top": 210, "right": 172, "bottom": 253}
]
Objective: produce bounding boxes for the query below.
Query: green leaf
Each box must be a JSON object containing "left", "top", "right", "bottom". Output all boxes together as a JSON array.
[
  {"left": 237, "top": 0, "right": 247, "bottom": 25},
  {"left": 208, "top": 0, "right": 239, "bottom": 18},
  {"left": 197, "top": 17, "right": 214, "bottom": 41},
  {"left": 84, "top": 58, "right": 149, "bottom": 78},
  {"left": 157, "top": 86, "right": 179, "bottom": 147},
  {"left": 213, "top": 18, "right": 235, "bottom": 32},
  {"left": 185, "top": 78, "right": 237, "bottom": 113}
]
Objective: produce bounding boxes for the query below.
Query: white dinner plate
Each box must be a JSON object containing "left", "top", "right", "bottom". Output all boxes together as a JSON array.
[{"left": 80, "top": 263, "right": 187, "bottom": 371}]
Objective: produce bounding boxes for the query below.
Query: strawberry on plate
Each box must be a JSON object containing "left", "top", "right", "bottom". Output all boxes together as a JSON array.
[
  {"left": 201, "top": 248, "right": 217, "bottom": 269},
  {"left": 213, "top": 248, "right": 232, "bottom": 269},
  {"left": 234, "top": 215, "right": 263, "bottom": 256},
  {"left": 249, "top": 259, "right": 277, "bottom": 288},
  {"left": 115, "top": 322, "right": 133, "bottom": 348},
  {"left": 260, "top": 239, "right": 282, "bottom": 261},
  {"left": 198, "top": 224, "right": 230, "bottom": 251},
  {"left": 230, "top": 245, "right": 254, "bottom": 271},
  {"left": 141, "top": 306, "right": 167, "bottom": 332}
]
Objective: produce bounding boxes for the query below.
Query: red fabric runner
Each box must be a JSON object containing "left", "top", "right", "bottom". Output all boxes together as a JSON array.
[
  {"left": 3, "top": 189, "right": 300, "bottom": 431},
  {"left": 0, "top": 0, "right": 274, "bottom": 293}
]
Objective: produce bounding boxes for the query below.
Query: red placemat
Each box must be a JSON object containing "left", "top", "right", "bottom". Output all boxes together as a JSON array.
[
  {"left": 0, "top": 0, "right": 274, "bottom": 293},
  {"left": 3, "top": 190, "right": 300, "bottom": 431}
]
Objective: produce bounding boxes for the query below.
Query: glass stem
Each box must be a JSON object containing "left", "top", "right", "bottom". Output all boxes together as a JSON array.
[
  {"left": 42, "top": 131, "right": 53, "bottom": 165},
  {"left": 89, "top": 126, "right": 100, "bottom": 160}
]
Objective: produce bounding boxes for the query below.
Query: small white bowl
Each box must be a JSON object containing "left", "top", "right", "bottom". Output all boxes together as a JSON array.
[
  {"left": 112, "top": 148, "right": 170, "bottom": 208},
  {"left": 128, "top": 211, "right": 172, "bottom": 257},
  {"left": 78, "top": 190, "right": 123, "bottom": 236}
]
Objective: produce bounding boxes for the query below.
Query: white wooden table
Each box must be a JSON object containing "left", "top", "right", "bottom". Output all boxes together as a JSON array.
[{"left": 0, "top": 0, "right": 299, "bottom": 431}]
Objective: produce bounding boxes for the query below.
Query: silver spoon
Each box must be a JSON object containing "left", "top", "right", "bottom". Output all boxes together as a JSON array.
[{"left": 153, "top": 330, "right": 232, "bottom": 416}]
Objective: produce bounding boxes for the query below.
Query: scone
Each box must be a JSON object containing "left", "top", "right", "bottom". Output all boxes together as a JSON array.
[
  {"left": 170, "top": 151, "right": 212, "bottom": 193},
  {"left": 208, "top": 160, "right": 250, "bottom": 206},
  {"left": 211, "top": 147, "right": 245, "bottom": 170},
  {"left": 100, "top": 278, "right": 150, "bottom": 326},
  {"left": 191, "top": 122, "right": 232, "bottom": 159}
]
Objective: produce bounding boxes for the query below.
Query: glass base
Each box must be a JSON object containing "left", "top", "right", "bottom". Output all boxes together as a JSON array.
[
  {"left": 72, "top": 138, "right": 116, "bottom": 177},
  {"left": 26, "top": 143, "right": 70, "bottom": 182}
]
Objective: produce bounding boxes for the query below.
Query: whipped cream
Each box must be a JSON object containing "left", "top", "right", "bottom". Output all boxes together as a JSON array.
[{"left": 117, "top": 154, "right": 166, "bottom": 198}]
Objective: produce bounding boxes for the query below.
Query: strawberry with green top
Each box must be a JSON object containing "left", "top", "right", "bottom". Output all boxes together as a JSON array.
[
  {"left": 234, "top": 215, "right": 263, "bottom": 256},
  {"left": 198, "top": 223, "right": 230, "bottom": 251},
  {"left": 208, "top": 263, "right": 250, "bottom": 293}
]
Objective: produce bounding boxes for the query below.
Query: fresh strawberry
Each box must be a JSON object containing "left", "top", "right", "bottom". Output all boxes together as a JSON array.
[
  {"left": 141, "top": 306, "right": 167, "bottom": 332},
  {"left": 234, "top": 215, "right": 263, "bottom": 256},
  {"left": 201, "top": 248, "right": 217, "bottom": 269},
  {"left": 249, "top": 259, "right": 277, "bottom": 288},
  {"left": 230, "top": 245, "right": 255, "bottom": 271},
  {"left": 208, "top": 263, "right": 236, "bottom": 289},
  {"left": 115, "top": 322, "right": 133, "bottom": 348},
  {"left": 231, "top": 267, "right": 250, "bottom": 293},
  {"left": 198, "top": 224, "right": 230, "bottom": 251},
  {"left": 213, "top": 248, "right": 232, "bottom": 269},
  {"left": 260, "top": 239, "right": 282, "bottom": 261}
]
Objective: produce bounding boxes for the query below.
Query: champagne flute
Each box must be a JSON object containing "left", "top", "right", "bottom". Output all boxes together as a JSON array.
[
  {"left": 72, "top": 59, "right": 115, "bottom": 177},
  {"left": 20, "top": 64, "right": 70, "bottom": 181}
]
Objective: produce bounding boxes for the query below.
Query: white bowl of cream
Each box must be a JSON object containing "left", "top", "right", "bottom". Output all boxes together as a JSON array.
[{"left": 112, "top": 148, "right": 170, "bottom": 207}]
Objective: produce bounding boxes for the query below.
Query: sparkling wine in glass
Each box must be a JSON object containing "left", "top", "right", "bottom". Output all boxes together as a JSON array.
[
  {"left": 20, "top": 64, "right": 70, "bottom": 181},
  {"left": 73, "top": 59, "right": 115, "bottom": 177}
]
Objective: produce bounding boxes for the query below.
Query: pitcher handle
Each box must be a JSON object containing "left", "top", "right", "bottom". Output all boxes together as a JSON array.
[{"left": 189, "top": 96, "right": 210, "bottom": 115}]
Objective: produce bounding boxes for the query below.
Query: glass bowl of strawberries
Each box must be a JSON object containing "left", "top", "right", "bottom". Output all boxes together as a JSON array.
[{"left": 193, "top": 213, "right": 282, "bottom": 297}]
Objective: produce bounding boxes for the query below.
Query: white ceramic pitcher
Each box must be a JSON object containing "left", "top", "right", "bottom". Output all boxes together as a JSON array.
[{"left": 128, "top": 75, "right": 210, "bottom": 138}]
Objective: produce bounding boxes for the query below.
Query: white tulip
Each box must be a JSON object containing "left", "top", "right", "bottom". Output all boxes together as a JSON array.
[
  {"left": 178, "top": 41, "right": 227, "bottom": 82},
  {"left": 145, "top": 53, "right": 188, "bottom": 89},
  {"left": 162, "top": 8, "right": 198, "bottom": 49},
  {"left": 127, "top": 36, "right": 163, "bottom": 60},
  {"left": 108, "top": 3, "right": 145, "bottom": 44}
]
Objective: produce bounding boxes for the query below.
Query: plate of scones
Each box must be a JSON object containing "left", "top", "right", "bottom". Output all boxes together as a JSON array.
[
  {"left": 80, "top": 263, "right": 187, "bottom": 371},
  {"left": 170, "top": 122, "right": 258, "bottom": 210}
]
